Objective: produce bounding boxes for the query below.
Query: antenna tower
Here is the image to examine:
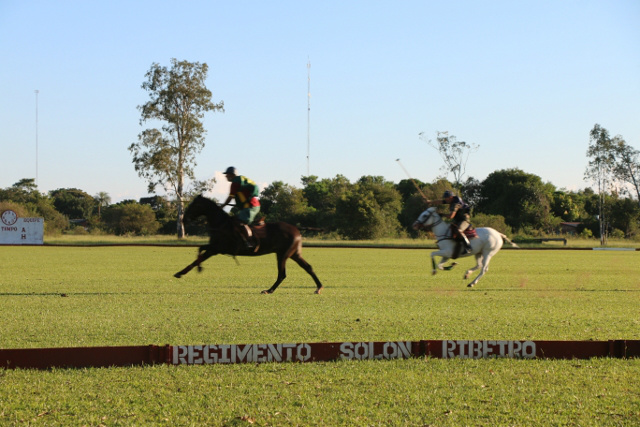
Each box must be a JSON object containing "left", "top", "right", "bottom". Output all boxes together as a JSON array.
[
  {"left": 35, "top": 89, "right": 39, "bottom": 186},
  {"left": 306, "top": 59, "right": 311, "bottom": 176}
]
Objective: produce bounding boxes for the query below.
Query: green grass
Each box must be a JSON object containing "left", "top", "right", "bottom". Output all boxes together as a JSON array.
[
  {"left": 43, "top": 233, "right": 640, "bottom": 249},
  {"left": 1, "top": 246, "right": 639, "bottom": 426}
]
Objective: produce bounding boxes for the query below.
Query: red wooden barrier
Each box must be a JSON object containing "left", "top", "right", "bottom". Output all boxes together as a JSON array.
[
  {"left": 0, "top": 345, "right": 171, "bottom": 369},
  {"left": 1, "top": 340, "right": 638, "bottom": 370}
]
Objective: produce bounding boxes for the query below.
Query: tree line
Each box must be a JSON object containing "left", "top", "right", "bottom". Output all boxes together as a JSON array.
[
  {"left": 4, "top": 57, "right": 638, "bottom": 242},
  {"left": 1, "top": 165, "right": 639, "bottom": 241}
]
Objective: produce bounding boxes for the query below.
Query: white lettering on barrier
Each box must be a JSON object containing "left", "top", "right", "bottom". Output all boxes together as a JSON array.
[
  {"left": 339, "top": 341, "right": 412, "bottom": 360},
  {"left": 441, "top": 340, "right": 536, "bottom": 359},
  {"left": 173, "top": 343, "right": 311, "bottom": 365}
]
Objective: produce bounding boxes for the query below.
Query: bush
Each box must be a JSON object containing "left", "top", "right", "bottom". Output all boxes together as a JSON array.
[
  {"left": 610, "top": 228, "right": 625, "bottom": 239},
  {"left": 102, "top": 203, "right": 160, "bottom": 236},
  {"left": 472, "top": 213, "right": 512, "bottom": 234},
  {"left": 580, "top": 228, "right": 594, "bottom": 238}
]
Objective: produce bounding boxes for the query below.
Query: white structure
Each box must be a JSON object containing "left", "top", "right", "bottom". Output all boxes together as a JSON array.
[{"left": 0, "top": 210, "right": 44, "bottom": 244}]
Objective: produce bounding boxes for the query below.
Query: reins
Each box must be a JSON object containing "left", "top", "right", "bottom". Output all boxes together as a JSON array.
[{"left": 420, "top": 210, "right": 453, "bottom": 243}]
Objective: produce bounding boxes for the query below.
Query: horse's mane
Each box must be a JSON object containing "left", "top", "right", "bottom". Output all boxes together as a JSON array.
[
  {"left": 194, "top": 195, "right": 225, "bottom": 211},
  {"left": 188, "top": 195, "right": 232, "bottom": 224}
]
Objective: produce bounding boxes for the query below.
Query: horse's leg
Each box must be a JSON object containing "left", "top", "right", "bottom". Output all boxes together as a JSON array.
[
  {"left": 467, "top": 253, "right": 493, "bottom": 287},
  {"left": 431, "top": 250, "right": 450, "bottom": 275},
  {"left": 261, "top": 252, "right": 288, "bottom": 294},
  {"left": 174, "top": 246, "right": 215, "bottom": 278},
  {"left": 290, "top": 252, "right": 323, "bottom": 294},
  {"left": 464, "top": 253, "right": 483, "bottom": 280}
]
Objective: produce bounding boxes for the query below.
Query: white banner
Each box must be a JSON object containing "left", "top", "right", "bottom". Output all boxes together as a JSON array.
[{"left": 0, "top": 210, "right": 44, "bottom": 244}]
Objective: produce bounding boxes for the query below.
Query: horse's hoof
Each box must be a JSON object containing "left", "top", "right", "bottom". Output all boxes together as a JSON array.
[
  {"left": 197, "top": 266, "right": 203, "bottom": 273},
  {"left": 314, "top": 287, "right": 323, "bottom": 295},
  {"left": 173, "top": 273, "right": 182, "bottom": 279},
  {"left": 261, "top": 289, "right": 272, "bottom": 294},
  {"left": 467, "top": 283, "right": 474, "bottom": 288},
  {"left": 431, "top": 270, "right": 437, "bottom": 276}
]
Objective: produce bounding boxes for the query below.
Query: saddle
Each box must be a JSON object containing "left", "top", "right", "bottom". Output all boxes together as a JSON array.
[
  {"left": 231, "top": 219, "right": 263, "bottom": 253},
  {"left": 450, "top": 224, "right": 476, "bottom": 260},
  {"left": 463, "top": 226, "right": 478, "bottom": 239}
]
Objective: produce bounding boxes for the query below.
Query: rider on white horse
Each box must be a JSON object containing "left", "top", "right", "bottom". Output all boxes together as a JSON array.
[{"left": 423, "top": 190, "right": 472, "bottom": 256}]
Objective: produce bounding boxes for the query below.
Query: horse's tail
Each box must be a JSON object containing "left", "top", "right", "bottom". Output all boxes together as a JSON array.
[{"left": 499, "top": 233, "right": 519, "bottom": 248}]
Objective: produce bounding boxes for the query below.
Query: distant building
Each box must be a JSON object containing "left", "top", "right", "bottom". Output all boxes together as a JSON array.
[{"left": 560, "top": 222, "right": 581, "bottom": 235}]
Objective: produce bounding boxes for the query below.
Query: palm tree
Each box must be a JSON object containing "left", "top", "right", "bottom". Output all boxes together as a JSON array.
[{"left": 95, "top": 192, "right": 111, "bottom": 218}]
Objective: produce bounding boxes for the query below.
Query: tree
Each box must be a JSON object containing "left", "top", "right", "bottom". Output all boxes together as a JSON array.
[
  {"left": 585, "top": 124, "right": 617, "bottom": 244},
  {"left": 49, "top": 188, "right": 95, "bottom": 219},
  {"left": 477, "top": 168, "right": 556, "bottom": 231},
  {"left": 301, "top": 175, "right": 351, "bottom": 230},
  {"left": 94, "top": 192, "right": 111, "bottom": 218},
  {"left": 260, "top": 181, "right": 313, "bottom": 225},
  {"left": 0, "top": 178, "right": 41, "bottom": 205},
  {"left": 334, "top": 176, "right": 403, "bottom": 239},
  {"left": 612, "top": 137, "right": 640, "bottom": 206},
  {"left": 419, "top": 131, "right": 479, "bottom": 191},
  {"left": 102, "top": 201, "right": 160, "bottom": 235},
  {"left": 551, "top": 191, "right": 583, "bottom": 222},
  {"left": 129, "top": 58, "right": 224, "bottom": 238}
]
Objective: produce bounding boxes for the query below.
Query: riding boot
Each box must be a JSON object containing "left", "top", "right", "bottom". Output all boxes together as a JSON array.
[
  {"left": 461, "top": 233, "right": 471, "bottom": 254},
  {"left": 240, "top": 224, "right": 255, "bottom": 250}
]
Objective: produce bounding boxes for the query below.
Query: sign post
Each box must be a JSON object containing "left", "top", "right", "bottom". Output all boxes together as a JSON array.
[{"left": 0, "top": 210, "right": 44, "bottom": 245}]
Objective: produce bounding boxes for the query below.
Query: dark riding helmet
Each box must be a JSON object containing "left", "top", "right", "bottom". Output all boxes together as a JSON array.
[
  {"left": 443, "top": 190, "right": 454, "bottom": 199},
  {"left": 224, "top": 166, "right": 237, "bottom": 175}
]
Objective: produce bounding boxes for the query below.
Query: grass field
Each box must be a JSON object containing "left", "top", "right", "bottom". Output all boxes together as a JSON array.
[{"left": 1, "top": 245, "right": 639, "bottom": 426}]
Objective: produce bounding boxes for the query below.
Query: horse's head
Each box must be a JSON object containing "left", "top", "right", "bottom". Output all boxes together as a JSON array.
[
  {"left": 183, "top": 195, "right": 227, "bottom": 226},
  {"left": 412, "top": 207, "right": 440, "bottom": 231}
]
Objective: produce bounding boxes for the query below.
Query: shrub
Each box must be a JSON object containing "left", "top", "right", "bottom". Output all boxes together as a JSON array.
[{"left": 102, "top": 203, "right": 160, "bottom": 236}]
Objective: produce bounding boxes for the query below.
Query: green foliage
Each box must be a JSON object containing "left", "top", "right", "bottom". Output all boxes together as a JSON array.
[
  {"left": 260, "top": 181, "right": 313, "bottom": 224},
  {"left": 334, "top": 176, "right": 403, "bottom": 239},
  {"left": 140, "top": 195, "right": 177, "bottom": 233},
  {"left": 101, "top": 202, "right": 160, "bottom": 235},
  {"left": 580, "top": 227, "right": 594, "bottom": 238},
  {"left": 49, "top": 187, "right": 96, "bottom": 219},
  {"left": 301, "top": 174, "right": 351, "bottom": 229},
  {"left": 551, "top": 191, "right": 583, "bottom": 222},
  {"left": 477, "top": 168, "right": 556, "bottom": 229},
  {"left": 471, "top": 213, "right": 512, "bottom": 234}
]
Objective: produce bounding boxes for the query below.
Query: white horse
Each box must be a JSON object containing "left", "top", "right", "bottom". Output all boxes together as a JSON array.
[{"left": 412, "top": 207, "right": 518, "bottom": 287}]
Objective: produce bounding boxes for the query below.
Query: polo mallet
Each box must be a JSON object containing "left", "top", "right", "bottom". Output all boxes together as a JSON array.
[{"left": 396, "top": 159, "right": 430, "bottom": 204}]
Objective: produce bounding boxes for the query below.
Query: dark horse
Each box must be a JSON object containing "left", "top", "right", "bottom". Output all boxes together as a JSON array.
[{"left": 174, "top": 195, "right": 323, "bottom": 294}]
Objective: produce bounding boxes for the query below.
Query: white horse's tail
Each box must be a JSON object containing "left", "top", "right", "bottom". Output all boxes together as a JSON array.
[{"left": 499, "top": 233, "right": 519, "bottom": 248}]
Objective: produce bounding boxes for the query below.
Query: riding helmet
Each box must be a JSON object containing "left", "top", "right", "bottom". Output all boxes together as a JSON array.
[
  {"left": 443, "top": 190, "right": 454, "bottom": 199},
  {"left": 224, "top": 166, "right": 237, "bottom": 175}
]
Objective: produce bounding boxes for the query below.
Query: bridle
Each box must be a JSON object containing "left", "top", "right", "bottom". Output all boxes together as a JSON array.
[
  {"left": 415, "top": 209, "right": 452, "bottom": 243},
  {"left": 415, "top": 209, "right": 443, "bottom": 229}
]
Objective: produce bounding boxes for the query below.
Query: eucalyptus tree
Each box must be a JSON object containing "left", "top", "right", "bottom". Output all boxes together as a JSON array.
[
  {"left": 612, "top": 137, "right": 640, "bottom": 206},
  {"left": 129, "top": 59, "right": 224, "bottom": 238},
  {"left": 419, "top": 131, "right": 479, "bottom": 192},
  {"left": 585, "top": 124, "right": 618, "bottom": 245}
]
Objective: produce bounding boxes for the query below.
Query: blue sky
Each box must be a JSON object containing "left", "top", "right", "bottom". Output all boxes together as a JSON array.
[{"left": 1, "top": 1, "right": 639, "bottom": 203}]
